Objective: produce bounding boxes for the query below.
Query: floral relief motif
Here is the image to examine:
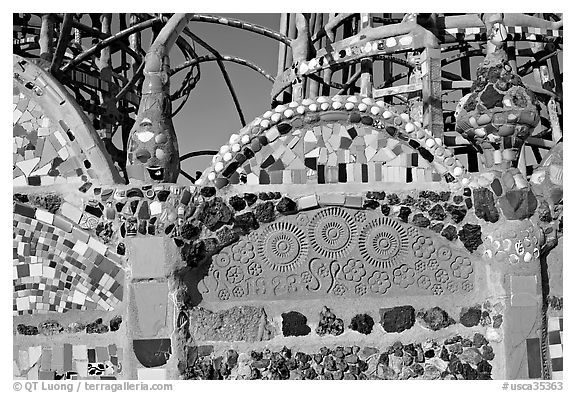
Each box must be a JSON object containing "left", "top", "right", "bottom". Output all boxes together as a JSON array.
[
  {"left": 427, "top": 259, "right": 439, "bottom": 270},
  {"left": 286, "top": 274, "right": 299, "bottom": 293},
  {"left": 462, "top": 280, "right": 474, "bottom": 292},
  {"left": 342, "top": 259, "right": 366, "bottom": 282},
  {"left": 232, "top": 286, "right": 245, "bottom": 297},
  {"left": 447, "top": 280, "right": 459, "bottom": 293},
  {"left": 435, "top": 269, "right": 449, "bottom": 283},
  {"left": 431, "top": 283, "right": 444, "bottom": 296},
  {"left": 247, "top": 262, "right": 263, "bottom": 276},
  {"left": 318, "top": 264, "right": 331, "bottom": 278},
  {"left": 417, "top": 275, "right": 431, "bottom": 290},
  {"left": 301, "top": 270, "right": 313, "bottom": 284},
  {"left": 218, "top": 288, "right": 230, "bottom": 300},
  {"left": 354, "top": 211, "right": 367, "bottom": 222},
  {"left": 332, "top": 282, "right": 347, "bottom": 296},
  {"left": 415, "top": 260, "right": 427, "bottom": 273},
  {"left": 355, "top": 283, "right": 368, "bottom": 296},
  {"left": 225, "top": 266, "right": 244, "bottom": 284},
  {"left": 451, "top": 256, "right": 473, "bottom": 279},
  {"left": 368, "top": 271, "right": 392, "bottom": 294},
  {"left": 232, "top": 240, "right": 256, "bottom": 264},
  {"left": 413, "top": 236, "right": 435, "bottom": 259},
  {"left": 296, "top": 213, "right": 309, "bottom": 226},
  {"left": 392, "top": 264, "right": 416, "bottom": 288}
]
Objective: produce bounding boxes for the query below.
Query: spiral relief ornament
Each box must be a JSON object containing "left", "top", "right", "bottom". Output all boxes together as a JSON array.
[
  {"left": 359, "top": 217, "right": 409, "bottom": 269},
  {"left": 258, "top": 221, "right": 308, "bottom": 272},
  {"left": 309, "top": 207, "right": 357, "bottom": 259}
]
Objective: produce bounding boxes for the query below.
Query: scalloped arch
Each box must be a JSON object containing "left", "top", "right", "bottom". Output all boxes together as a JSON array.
[{"left": 199, "top": 95, "right": 468, "bottom": 190}]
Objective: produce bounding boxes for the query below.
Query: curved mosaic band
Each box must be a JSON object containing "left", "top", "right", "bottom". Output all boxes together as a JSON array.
[
  {"left": 13, "top": 55, "right": 123, "bottom": 186},
  {"left": 200, "top": 95, "right": 468, "bottom": 189}
]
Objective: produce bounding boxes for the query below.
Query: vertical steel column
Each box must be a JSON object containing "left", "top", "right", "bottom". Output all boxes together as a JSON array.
[
  {"left": 421, "top": 47, "right": 444, "bottom": 139},
  {"left": 307, "top": 13, "right": 323, "bottom": 98},
  {"left": 359, "top": 13, "right": 373, "bottom": 97}
]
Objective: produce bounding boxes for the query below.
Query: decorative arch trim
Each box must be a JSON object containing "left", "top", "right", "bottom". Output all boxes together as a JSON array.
[{"left": 199, "top": 95, "right": 468, "bottom": 189}]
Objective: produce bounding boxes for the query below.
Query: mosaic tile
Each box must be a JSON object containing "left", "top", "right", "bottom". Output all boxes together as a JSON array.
[
  {"left": 15, "top": 344, "right": 122, "bottom": 380},
  {"left": 13, "top": 209, "right": 124, "bottom": 315},
  {"left": 12, "top": 85, "right": 91, "bottom": 186}
]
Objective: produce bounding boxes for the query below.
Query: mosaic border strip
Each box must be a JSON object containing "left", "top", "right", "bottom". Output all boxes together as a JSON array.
[{"left": 199, "top": 95, "right": 468, "bottom": 189}]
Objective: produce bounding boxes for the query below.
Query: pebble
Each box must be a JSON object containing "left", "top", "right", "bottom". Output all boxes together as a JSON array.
[{"left": 486, "top": 327, "right": 503, "bottom": 342}]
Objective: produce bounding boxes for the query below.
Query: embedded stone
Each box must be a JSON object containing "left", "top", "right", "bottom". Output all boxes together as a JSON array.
[
  {"left": 181, "top": 240, "right": 206, "bottom": 267},
  {"left": 412, "top": 213, "right": 430, "bottom": 228},
  {"left": 233, "top": 212, "right": 259, "bottom": 232},
  {"left": 480, "top": 84, "right": 504, "bottom": 109},
  {"left": 460, "top": 306, "right": 482, "bottom": 327},
  {"left": 441, "top": 225, "right": 458, "bottom": 241},
  {"left": 499, "top": 189, "right": 538, "bottom": 220},
  {"left": 363, "top": 199, "right": 380, "bottom": 210},
  {"left": 445, "top": 204, "right": 467, "bottom": 223},
  {"left": 195, "top": 197, "right": 233, "bottom": 231},
  {"left": 473, "top": 188, "right": 499, "bottom": 223},
  {"left": 189, "top": 306, "right": 274, "bottom": 342},
  {"left": 316, "top": 306, "right": 344, "bottom": 336},
  {"left": 276, "top": 197, "right": 297, "bottom": 215},
  {"left": 417, "top": 307, "right": 455, "bottom": 331},
  {"left": 492, "top": 314, "right": 503, "bottom": 328},
  {"left": 349, "top": 314, "right": 375, "bottom": 335},
  {"left": 228, "top": 195, "right": 246, "bottom": 211},
  {"left": 200, "top": 187, "right": 216, "bottom": 198},
  {"left": 429, "top": 223, "right": 444, "bottom": 233},
  {"left": 17, "top": 324, "right": 39, "bottom": 335},
  {"left": 398, "top": 206, "right": 411, "bottom": 222},
  {"left": 381, "top": 204, "right": 391, "bottom": 216},
  {"left": 86, "top": 318, "right": 109, "bottom": 334},
  {"left": 366, "top": 191, "right": 386, "bottom": 200},
  {"left": 473, "top": 332, "right": 488, "bottom": 348},
  {"left": 491, "top": 178, "right": 503, "bottom": 196},
  {"left": 38, "top": 320, "right": 64, "bottom": 335},
  {"left": 460, "top": 347, "right": 483, "bottom": 365},
  {"left": 380, "top": 306, "right": 415, "bottom": 333},
  {"left": 458, "top": 223, "right": 483, "bottom": 252},
  {"left": 253, "top": 201, "right": 276, "bottom": 223},
  {"left": 282, "top": 311, "right": 311, "bottom": 337},
  {"left": 216, "top": 226, "right": 240, "bottom": 247},
  {"left": 428, "top": 204, "right": 446, "bottom": 221}
]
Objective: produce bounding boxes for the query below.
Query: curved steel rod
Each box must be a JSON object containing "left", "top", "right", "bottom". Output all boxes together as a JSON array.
[
  {"left": 61, "top": 17, "right": 162, "bottom": 72},
  {"left": 170, "top": 54, "right": 275, "bottom": 82},
  {"left": 336, "top": 69, "right": 362, "bottom": 95},
  {"left": 441, "top": 49, "right": 484, "bottom": 66},
  {"left": 518, "top": 50, "right": 560, "bottom": 76},
  {"left": 179, "top": 150, "right": 219, "bottom": 162},
  {"left": 50, "top": 13, "right": 73, "bottom": 74},
  {"left": 312, "top": 13, "right": 357, "bottom": 43},
  {"left": 56, "top": 16, "right": 143, "bottom": 65},
  {"left": 187, "top": 14, "right": 292, "bottom": 46},
  {"left": 179, "top": 169, "right": 197, "bottom": 183},
  {"left": 182, "top": 27, "right": 246, "bottom": 127},
  {"left": 114, "top": 61, "right": 145, "bottom": 102}
]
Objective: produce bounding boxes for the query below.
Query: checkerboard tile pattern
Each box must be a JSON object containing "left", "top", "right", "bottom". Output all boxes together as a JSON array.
[
  {"left": 548, "top": 316, "right": 563, "bottom": 379},
  {"left": 13, "top": 206, "right": 124, "bottom": 315}
]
